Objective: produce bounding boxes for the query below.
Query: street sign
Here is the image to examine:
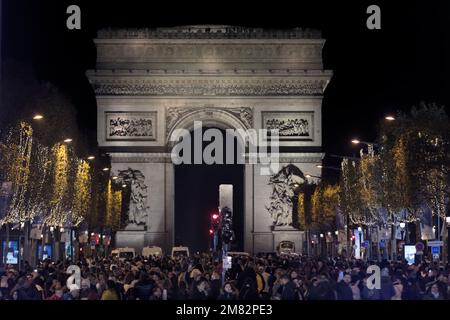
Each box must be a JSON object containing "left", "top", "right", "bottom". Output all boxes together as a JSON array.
[
  {"left": 431, "top": 246, "right": 440, "bottom": 255},
  {"left": 222, "top": 256, "right": 232, "bottom": 269},
  {"left": 415, "top": 242, "right": 425, "bottom": 252},
  {"left": 428, "top": 241, "right": 443, "bottom": 247}
]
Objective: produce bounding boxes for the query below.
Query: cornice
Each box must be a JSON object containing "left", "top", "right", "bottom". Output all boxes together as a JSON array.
[{"left": 97, "top": 26, "right": 322, "bottom": 40}]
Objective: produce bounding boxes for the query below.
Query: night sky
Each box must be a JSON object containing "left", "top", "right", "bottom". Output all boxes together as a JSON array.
[{"left": 2, "top": 1, "right": 450, "bottom": 250}]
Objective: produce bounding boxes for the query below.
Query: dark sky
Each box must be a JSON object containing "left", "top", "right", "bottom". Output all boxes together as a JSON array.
[{"left": 2, "top": 0, "right": 450, "bottom": 174}]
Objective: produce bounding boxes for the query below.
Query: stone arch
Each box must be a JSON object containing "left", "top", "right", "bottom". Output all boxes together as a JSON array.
[{"left": 166, "top": 108, "right": 250, "bottom": 146}]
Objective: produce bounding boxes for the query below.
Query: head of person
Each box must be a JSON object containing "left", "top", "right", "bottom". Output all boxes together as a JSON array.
[
  {"left": 438, "top": 273, "right": 448, "bottom": 284},
  {"left": 381, "top": 267, "right": 390, "bottom": 277},
  {"left": 106, "top": 280, "right": 116, "bottom": 290},
  {"left": 280, "top": 274, "right": 290, "bottom": 285},
  {"left": 211, "top": 271, "right": 220, "bottom": 280},
  {"left": 430, "top": 283, "right": 440, "bottom": 297},
  {"left": 290, "top": 270, "right": 298, "bottom": 280},
  {"left": 223, "top": 282, "right": 235, "bottom": 294},
  {"left": 196, "top": 278, "right": 208, "bottom": 293},
  {"left": 343, "top": 273, "right": 351, "bottom": 285},
  {"left": 152, "top": 287, "right": 162, "bottom": 298}
]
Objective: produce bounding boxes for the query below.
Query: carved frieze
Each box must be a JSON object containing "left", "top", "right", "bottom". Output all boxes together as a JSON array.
[
  {"left": 262, "top": 111, "right": 314, "bottom": 141},
  {"left": 92, "top": 78, "right": 328, "bottom": 96},
  {"left": 106, "top": 111, "right": 157, "bottom": 141},
  {"left": 166, "top": 106, "right": 253, "bottom": 136}
]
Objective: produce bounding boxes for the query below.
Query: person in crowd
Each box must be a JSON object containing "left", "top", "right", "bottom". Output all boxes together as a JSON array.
[
  {"left": 134, "top": 272, "right": 154, "bottom": 300},
  {"left": 149, "top": 286, "right": 163, "bottom": 300},
  {"left": 239, "top": 277, "right": 259, "bottom": 300},
  {"left": 101, "top": 280, "right": 119, "bottom": 300},
  {"left": 391, "top": 278, "right": 403, "bottom": 300},
  {"left": 380, "top": 267, "right": 395, "bottom": 300},
  {"left": 423, "top": 282, "right": 444, "bottom": 300},
  {"left": 219, "top": 282, "right": 238, "bottom": 300},
  {"left": 336, "top": 273, "right": 353, "bottom": 300},
  {"left": 191, "top": 278, "right": 209, "bottom": 300},
  {"left": 279, "top": 274, "right": 297, "bottom": 300},
  {"left": 46, "top": 281, "right": 64, "bottom": 300}
]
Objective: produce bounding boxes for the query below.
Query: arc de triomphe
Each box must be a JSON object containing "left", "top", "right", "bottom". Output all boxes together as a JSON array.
[{"left": 87, "top": 26, "right": 332, "bottom": 254}]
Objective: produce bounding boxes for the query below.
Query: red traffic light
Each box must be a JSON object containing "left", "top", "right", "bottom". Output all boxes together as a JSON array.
[
  {"left": 212, "top": 213, "right": 219, "bottom": 220},
  {"left": 351, "top": 235, "right": 356, "bottom": 241},
  {"left": 209, "top": 229, "right": 214, "bottom": 235}
]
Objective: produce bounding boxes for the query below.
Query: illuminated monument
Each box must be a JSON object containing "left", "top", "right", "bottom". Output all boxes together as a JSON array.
[{"left": 87, "top": 26, "right": 332, "bottom": 253}]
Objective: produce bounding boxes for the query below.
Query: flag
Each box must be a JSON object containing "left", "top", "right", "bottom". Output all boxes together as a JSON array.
[
  {"left": 60, "top": 231, "right": 70, "bottom": 243},
  {"left": 394, "top": 223, "right": 404, "bottom": 240},
  {"left": 377, "top": 207, "right": 389, "bottom": 226},
  {"left": 419, "top": 204, "right": 435, "bottom": 240},
  {"left": 30, "top": 225, "right": 42, "bottom": 240},
  {"left": 336, "top": 207, "right": 345, "bottom": 230},
  {"left": 370, "top": 227, "right": 379, "bottom": 242}
]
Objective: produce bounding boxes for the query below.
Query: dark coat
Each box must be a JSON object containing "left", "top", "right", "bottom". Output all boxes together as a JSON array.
[
  {"left": 280, "top": 280, "right": 297, "bottom": 300},
  {"left": 336, "top": 281, "right": 353, "bottom": 300},
  {"left": 208, "top": 279, "right": 221, "bottom": 300},
  {"left": 380, "top": 276, "right": 395, "bottom": 300},
  {"left": 134, "top": 279, "right": 154, "bottom": 300}
]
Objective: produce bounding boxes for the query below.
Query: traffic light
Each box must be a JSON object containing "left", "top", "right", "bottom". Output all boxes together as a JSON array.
[{"left": 211, "top": 211, "right": 220, "bottom": 230}]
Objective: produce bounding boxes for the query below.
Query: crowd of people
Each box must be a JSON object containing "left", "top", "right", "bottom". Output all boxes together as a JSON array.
[{"left": 1, "top": 252, "right": 449, "bottom": 300}]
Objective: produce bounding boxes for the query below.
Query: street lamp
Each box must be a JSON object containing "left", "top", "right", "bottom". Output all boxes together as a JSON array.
[
  {"left": 64, "top": 138, "right": 72, "bottom": 143},
  {"left": 112, "top": 176, "right": 118, "bottom": 180},
  {"left": 102, "top": 167, "right": 109, "bottom": 171},
  {"left": 351, "top": 139, "right": 380, "bottom": 147},
  {"left": 385, "top": 115, "right": 395, "bottom": 121},
  {"left": 87, "top": 156, "right": 95, "bottom": 160},
  {"left": 316, "top": 164, "right": 340, "bottom": 171},
  {"left": 335, "top": 230, "right": 339, "bottom": 236},
  {"left": 33, "top": 114, "right": 44, "bottom": 120},
  {"left": 399, "top": 222, "right": 406, "bottom": 229}
]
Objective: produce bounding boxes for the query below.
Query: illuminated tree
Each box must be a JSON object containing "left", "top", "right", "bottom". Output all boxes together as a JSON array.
[
  {"left": 71, "top": 160, "right": 92, "bottom": 226},
  {"left": 311, "top": 183, "right": 340, "bottom": 231},
  {"left": 0, "top": 122, "right": 33, "bottom": 225},
  {"left": 105, "top": 180, "right": 122, "bottom": 231},
  {"left": 379, "top": 103, "right": 450, "bottom": 221}
]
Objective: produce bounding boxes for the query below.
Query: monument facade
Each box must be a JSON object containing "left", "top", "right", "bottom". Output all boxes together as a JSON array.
[{"left": 87, "top": 25, "right": 332, "bottom": 254}]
